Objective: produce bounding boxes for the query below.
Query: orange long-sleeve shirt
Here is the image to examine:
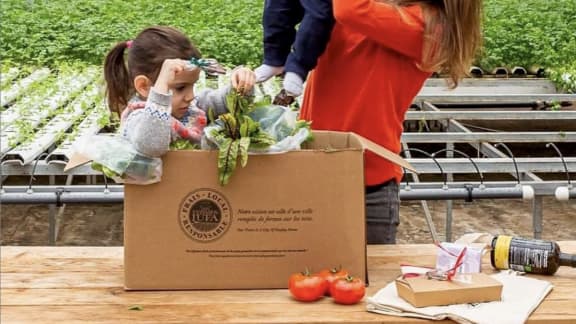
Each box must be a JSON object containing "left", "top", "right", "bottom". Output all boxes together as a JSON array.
[{"left": 300, "top": 0, "right": 432, "bottom": 186}]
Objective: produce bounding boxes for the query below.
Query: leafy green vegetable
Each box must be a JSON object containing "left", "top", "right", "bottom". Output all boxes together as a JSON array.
[
  {"left": 169, "top": 139, "right": 198, "bottom": 151},
  {"left": 481, "top": 0, "right": 576, "bottom": 71},
  {"left": 547, "top": 62, "right": 576, "bottom": 94},
  {"left": 92, "top": 162, "right": 122, "bottom": 179},
  {"left": 3, "top": 0, "right": 576, "bottom": 91},
  {"left": 1, "top": 0, "right": 265, "bottom": 68},
  {"left": 211, "top": 91, "right": 275, "bottom": 185},
  {"left": 293, "top": 120, "right": 314, "bottom": 142}
]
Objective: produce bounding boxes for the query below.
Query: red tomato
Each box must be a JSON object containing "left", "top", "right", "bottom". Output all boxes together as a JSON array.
[
  {"left": 330, "top": 275, "right": 366, "bottom": 305},
  {"left": 317, "top": 267, "right": 349, "bottom": 296},
  {"left": 288, "top": 270, "right": 326, "bottom": 302}
]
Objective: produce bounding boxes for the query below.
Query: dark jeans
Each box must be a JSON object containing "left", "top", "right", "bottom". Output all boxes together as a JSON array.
[
  {"left": 365, "top": 180, "right": 400, "bottom": 244},
  {"left": 262, "top": 0, "right": 334, "bottom": 81}
]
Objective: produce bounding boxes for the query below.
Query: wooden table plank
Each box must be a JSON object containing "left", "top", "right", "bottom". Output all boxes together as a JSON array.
[
  {"left": 1, "top": 246, "right": 123, "bottom": 259},
  {"left": 7, "top": 286, "right": 575, "bottom": 307},
  {"left": 1, "top": 272, "right": 124, "bottom": 289},
  {"left": 1, "top": 243, "right": 574, "bottom": 324},
  {"left": 1, "top": 258, "right": 123, "bottom": 272},
  {"left": 2, "top": 287, "right": 574, "bottom": 309},
  {"left": 0, "top": 304, "right": 453, "bottom": 324},
  {"left": 0, "top": 288, "right": 294, "bottom": 305}
]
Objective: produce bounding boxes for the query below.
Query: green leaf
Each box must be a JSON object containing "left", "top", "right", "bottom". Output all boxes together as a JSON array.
[
  {"left": 239, "top": 118, "right": 249, "bottom": 137},
  {"left": 208, "top": 107, "right": 216, "bottom": 124},
  {"left": 249, "top": 132, "right": 276, "bottom": 149},
  {"left": 217, "top": 138, "right": 239, "bottom": 186},
  {"left": 169, "top": 139, "right": 198, "bottom": 151},
  {"left": 238, "top": 137, "right": 250, "bottom": 167},
  {"left": 225, "top": 92, "right": 236, "bottom": 115},
  {"left": 91, "top": 162, "right": 122, "bottom": 179},
  {"left": 245, "top": 116, "right": 259, "bottom": 135},
  {"left": 220, "top": 113, "right": 238, "bottom": 138},
  {"left": 238, "top": 95, "right": 253, "bottom": 113},
  {"left": 128, "top": 305, "right": 143, "bottom": 311},
  {"left": 254, "top": 95, "right": 272, "bottom": 108}
]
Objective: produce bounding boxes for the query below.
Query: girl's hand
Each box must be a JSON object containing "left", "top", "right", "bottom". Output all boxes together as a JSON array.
[
  {"left": 230, "top": 67, "right": 256, "bottom": 95},
  {"left": 154, "top": 59, "right": 191, "bottom": 95}
]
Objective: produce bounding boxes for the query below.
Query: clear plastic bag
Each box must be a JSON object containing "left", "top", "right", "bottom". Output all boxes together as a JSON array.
[
  {"left": 73, "top": 134, "right": 162, "bottom": 185},
  {"left": 436, "top": 242, "right": 484, "bottom": 274}
]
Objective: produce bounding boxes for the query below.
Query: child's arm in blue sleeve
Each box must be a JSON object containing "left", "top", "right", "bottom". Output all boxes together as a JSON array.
[
  {"left": 262, "top": 0, "right": 305, "bottom": 66},
  {"left": 285, "top": 0, "right": 335, "bottom": 80}
]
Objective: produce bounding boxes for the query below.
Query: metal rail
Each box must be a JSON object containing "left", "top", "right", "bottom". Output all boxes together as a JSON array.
[
  {"left": 0, "top": 183, "right": 541, "bottom": 205},
  {"left": 421, "top": 78, "right": 557, "bottom": 90},
  {"left": 402, "top": 132, "right": 576, "bottom": 143},
  {"left": 2, "top": 157, "right": 575, "bottom": 176},
  {"left": 406, "top": 111, "right": 576, "bottom": 121},
  {"left": 414, "top": 93, "right": 576, "bottom": 104}
]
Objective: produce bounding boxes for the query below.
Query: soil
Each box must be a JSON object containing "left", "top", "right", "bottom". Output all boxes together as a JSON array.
[{"left": 1, "top": 198, "right": 574, "bottom": 246}]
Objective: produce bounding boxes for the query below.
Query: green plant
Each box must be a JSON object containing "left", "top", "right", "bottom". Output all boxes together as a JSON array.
[
  {"left": 1, "top": 0, "right": 264, "bottom": 68},
  {"left": 4, "top": 0, "right": 576, "bottom": 76},
  {"left": 547, "top": 62, "right": 576, "bottom": 94},
  {"left": 169, "top": 139, "right": 198, "bottom": 150},
  {"left": 480, "top": 0, "right": 576, "bottom": 71},
  {"left": 208, "top": 91, "right": 276, "bottom": 185}
]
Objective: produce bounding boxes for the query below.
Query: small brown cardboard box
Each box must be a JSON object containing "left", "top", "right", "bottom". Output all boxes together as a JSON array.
[
  {"left": 66, "top": 130, "right": 414, "bottom": 290},
  {"left": 395, "top": 273, "right": 503, "bottom": 307}
]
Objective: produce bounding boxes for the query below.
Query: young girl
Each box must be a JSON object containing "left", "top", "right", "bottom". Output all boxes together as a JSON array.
[{"left": 104, "top": 26, "right": 256, "bottom": 158}]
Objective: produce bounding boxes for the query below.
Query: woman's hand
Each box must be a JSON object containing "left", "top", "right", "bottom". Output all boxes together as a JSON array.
[
  {"left": 154, "top": 59, "right": 191, "bottom": 95},
  {"left": 230, "top": 67, "right": 256, "bottom": 95}
]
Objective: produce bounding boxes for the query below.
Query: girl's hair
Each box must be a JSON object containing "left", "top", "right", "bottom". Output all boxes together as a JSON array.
[
  {"left": 104, "top": 26, "right": 202, "bottom": 113},
  {"left": 393, "top": 0, "right": 483, "bottom": 88}
]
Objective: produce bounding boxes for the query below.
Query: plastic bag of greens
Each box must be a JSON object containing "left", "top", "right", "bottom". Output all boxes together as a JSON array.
[
  {"left": 200, "top": 91, "right": 312, "bottom": 185},
  {"left": 73, "top": 134, "right": 162, "bottom": 185},
  {"left": 247, "top": 104, "right": 311, "bottom": 152},
  {"left": 202, "top": 104, "right": 311, "bottom": 153}
]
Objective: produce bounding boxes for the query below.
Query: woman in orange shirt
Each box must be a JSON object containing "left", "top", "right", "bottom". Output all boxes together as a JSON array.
[{"left": 300, "top": 0, "right": 483, "bottom": 244}]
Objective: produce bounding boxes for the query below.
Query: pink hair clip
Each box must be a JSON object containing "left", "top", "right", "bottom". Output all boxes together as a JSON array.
[{"left": 126, "top": 40, "right": 133, "bottom": 49}]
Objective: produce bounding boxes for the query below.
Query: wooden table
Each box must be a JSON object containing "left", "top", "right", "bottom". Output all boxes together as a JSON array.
[{"left": 2, "top": 242, "right": 575, "bottom": 323}]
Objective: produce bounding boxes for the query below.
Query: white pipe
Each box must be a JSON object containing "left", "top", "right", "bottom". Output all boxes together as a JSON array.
[
  {"left": 400, "top": 186, "right": 534, "bottom": 201},
  {"left": 555, "top": 186, "right": 575, "bottom": 201},
  {"left": 1, "top": 185, "right": 536, "bottom": 204}
]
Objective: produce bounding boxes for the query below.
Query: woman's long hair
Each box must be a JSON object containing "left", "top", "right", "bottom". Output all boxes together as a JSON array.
[{"left": 395, "top": 0, "right": 484, "bottom": 87}]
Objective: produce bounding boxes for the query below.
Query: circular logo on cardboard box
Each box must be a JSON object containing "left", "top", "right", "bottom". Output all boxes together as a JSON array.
[{"left": 179, "top": 189, "right": 232, "bottom": 242}]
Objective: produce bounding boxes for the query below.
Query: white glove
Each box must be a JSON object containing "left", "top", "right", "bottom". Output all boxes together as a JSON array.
[
  {"left": 283, "top": 72, "right": 304, "bottom": 97},
  {"left": 254, "top": 64, "right": 284, "bottom": 83}
]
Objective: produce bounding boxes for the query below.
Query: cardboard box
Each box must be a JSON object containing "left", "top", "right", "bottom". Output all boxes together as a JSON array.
[
  {"left": 395, "top": 273, "right": 503, "bottom": 307},
  {"left": 66, "top": 130, "right": 414, "bottom": 290}
]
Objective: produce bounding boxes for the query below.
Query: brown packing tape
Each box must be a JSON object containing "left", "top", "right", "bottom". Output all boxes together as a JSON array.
[{"left": 351, "top": 133, "right": 417, "bottom": 173}]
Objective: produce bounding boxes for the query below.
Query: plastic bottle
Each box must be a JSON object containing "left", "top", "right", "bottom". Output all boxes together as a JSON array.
[{"left": 490, "top": 235, "right": 576, "bottom": 275}]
